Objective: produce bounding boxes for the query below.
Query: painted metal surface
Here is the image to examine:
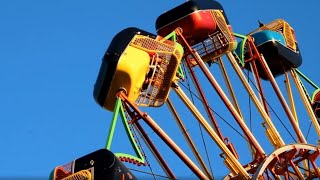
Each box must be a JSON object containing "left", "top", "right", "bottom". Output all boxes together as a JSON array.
[{"left": 52, "top": 0, "right": 320, "bottom": 179}]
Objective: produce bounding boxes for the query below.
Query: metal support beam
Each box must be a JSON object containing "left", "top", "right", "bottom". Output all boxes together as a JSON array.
[
  {"left": 119, "top": 92, "right": 209, "bottom": 179},
  {"left": 257, "top": 53, "right": 306, "bottom": 143},
  {"left": 173, "top": 85, "right": 250, "bottom": 178},
  {"left": 166, "top": 98, "right": 213, "bottom": 179},
  {"left": 290, "top": 70, "right": 320, "bottom": 138},
  {"left": 217, "top": 57, "right": 244, "bottom": 118},
  {"left": 249, "top": 60, "right": 270, "bottom": 116},
  {"left": 185, "top": 58, "right": 224, "bottom": 140},
  {"left": 176, "top": 30, "right": 265, "bottom": 159},
  {"left": 284, "top": 72, "right": 298, "bottom": 124},
  {"left": 133, "top": 121, "right": 176, "bottom": 179},
  {"left": 226, "top": 52, "right": 285, "bottom": 149}
]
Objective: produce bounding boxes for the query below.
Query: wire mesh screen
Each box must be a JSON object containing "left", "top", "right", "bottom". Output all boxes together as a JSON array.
[
  {"left": 251, "top": 19, "right": 297, "bottom": 51},
  {"left": 188, "top": 10, "right": 236, "bottom": 65},
  {"left": 52, "top": 162, "right": 92, "bottom": 180},
  {"left": 131, "top": 35, "right": 182, "bottom": 107},
  {"left": 62, "top": 170, "right": 92, "bottom": 180}
]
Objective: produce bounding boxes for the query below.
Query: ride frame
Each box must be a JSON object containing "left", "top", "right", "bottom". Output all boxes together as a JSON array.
[{"left": 108, "top": 25, "right": 320, "bottom": 179}]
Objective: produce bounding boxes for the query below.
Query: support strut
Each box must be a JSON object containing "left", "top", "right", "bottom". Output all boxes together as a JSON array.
[
  {"left": 119, "top": 91, "right": 210, "bottom": 179},
  {"left": 176, "top": 29, "right": 265, "bottom": 159},
  {"left": 243, "top": 36, "right": 306, "bottom": 143},
  {"left": 290, "top": 70, "right": 320, "bottom": 138},
  {"left": 134, "top": 121, "right": 176, "bottom": 179},
  {"left": 166, "top": 98, "right": 213, "bottom": 179},
  {"left": 226, "top": 52, "right": 285, "bottom": 149},
  {"left": 185, "top": 58, "right": 224, "bottom": 140},
  {"left": 250, "top": 60, "right": 270, "bottom": 117},
  {"left": 258, "top": 54, "right": 306, "bottom": 143},
  {"left": 173, "top": 85, "right": 250, "bottom": 178}
]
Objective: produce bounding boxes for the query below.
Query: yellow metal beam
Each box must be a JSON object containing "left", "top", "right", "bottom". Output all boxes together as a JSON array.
[
  {"left": 226, "top": 52, "right": 285, "bottom": 148},
  {"left": 290, "top": 69, "right": 320, "bottom": 138},
  {"left": 284, "top": 72, "right": 299, "bottom": 124},
  {"left": 217, "top": 57, "right": 243, "bottom": 118},
  {"left": 216, "top": 57, "right": 256, "bottom": 158},
  {"left": 166, "top": 98, "right": 213, "bottom": 179},
  {"left": 173, "top": 85, "right": 250, "bottom": 179}
]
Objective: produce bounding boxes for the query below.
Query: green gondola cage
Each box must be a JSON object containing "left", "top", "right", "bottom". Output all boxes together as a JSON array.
[
  {"left": 93, "top": 27, "right": 184, "bottom": 111},
  {"left": 155, "top": 0, "right": 237, "bottom": 65}
]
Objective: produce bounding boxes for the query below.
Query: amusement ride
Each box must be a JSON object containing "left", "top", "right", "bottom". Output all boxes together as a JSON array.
[{"left": 50, "top": 0, "right": 320, "bottom": 179}]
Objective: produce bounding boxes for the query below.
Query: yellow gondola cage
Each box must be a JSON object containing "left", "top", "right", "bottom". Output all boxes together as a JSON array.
[{"left": 93, "top": 27, "right": 183, "bottom": 111}]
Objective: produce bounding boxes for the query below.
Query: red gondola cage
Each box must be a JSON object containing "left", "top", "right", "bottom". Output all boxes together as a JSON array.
[
  {"left": 312, "top": 89, "right": 320, "bottom": 118},
  {"left": 155, "top": 0, "right": 237, "bottom": 64}
]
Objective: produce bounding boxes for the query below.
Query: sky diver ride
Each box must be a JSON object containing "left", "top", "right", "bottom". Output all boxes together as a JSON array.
[{"left": 50, "top": 0, "right": 320, "bottom": 179}]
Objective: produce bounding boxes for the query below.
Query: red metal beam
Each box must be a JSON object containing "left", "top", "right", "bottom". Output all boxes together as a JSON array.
[
  {"left": 250, "top": 57, "right": 270, "bottom": 117},
  {"left": 185, "top": 57, "right": 224, "bottom": 141},
  {"left": 124, "top": 104, "right": 176, "bottom": 179},
  {"left": 176, "top": 29, "right": 265, "bottom": 160},
  {"left": 119, "top": 91, "right": 209, "bottom": 179},
  {"left": 247, "top": 36, "right": 306, "bottom": 144}
]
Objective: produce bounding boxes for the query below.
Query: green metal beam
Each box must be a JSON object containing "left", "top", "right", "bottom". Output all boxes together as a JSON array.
[
  {"left": 232, "top": 33, "right": 248, "bottom": 67},
  {"left": 106, "top": 97, "right": 145, "bottom": 164},
  {"left": 295, "top": 69, "right": 319, "bottom": 89}
]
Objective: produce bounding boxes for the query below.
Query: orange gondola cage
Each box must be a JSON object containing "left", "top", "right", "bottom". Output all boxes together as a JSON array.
[
  {"left": 155, "top": 0, "right": 237, "bottom": 64},
  {"left": 93, "top": 27, "right": 183, "bottom": 111},
  {"left": 50, "top": 149, "right": 136, "bottom": 180}
]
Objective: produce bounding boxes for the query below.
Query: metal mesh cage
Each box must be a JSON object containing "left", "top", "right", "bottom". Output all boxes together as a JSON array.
[
  {"left": 52, "top": 163, "right": 92, "bottom": 180},
  {"left": 251, "top": 19, "right": 297, "bottom": 51},
  {"left": 131, "top": 36, "right": 175, "bottom": 52},
  {"left": 188, "top": 10, "right": 237, "bottom": 65},
  {"left": 52, "top": 162, "right": 73, "bottom": 180},
  {"left": 130, "top": 35, "right": 182, "bottom": 107},
  {"left": 62, "top": 170, "right": 92, "bottom": 180}
]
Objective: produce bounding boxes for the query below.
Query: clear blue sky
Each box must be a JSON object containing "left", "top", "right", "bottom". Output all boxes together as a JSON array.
[{"left": 1, "top": 0, "right": 319, "bottom": 179}]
